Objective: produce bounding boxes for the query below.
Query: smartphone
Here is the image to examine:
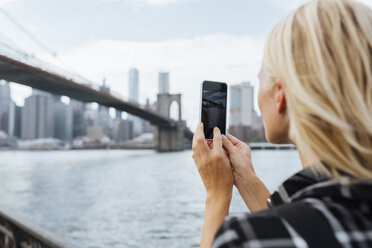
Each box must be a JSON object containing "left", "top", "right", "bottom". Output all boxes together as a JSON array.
[{"left": 200, "top": 81, "right": 228, "bottom": 140}]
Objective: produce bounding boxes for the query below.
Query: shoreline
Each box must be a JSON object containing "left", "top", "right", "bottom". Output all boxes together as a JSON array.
[{"left": 0, "top": 143, "right": 296, "bottom": 151}]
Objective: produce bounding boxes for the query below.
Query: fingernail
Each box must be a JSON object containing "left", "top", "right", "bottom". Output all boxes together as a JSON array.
[
  {"left": 214, "top": 127, "right": 220, "bottom": 131},
  {"left": 222, "top": 134, "right": 227, "bottom": 140}
]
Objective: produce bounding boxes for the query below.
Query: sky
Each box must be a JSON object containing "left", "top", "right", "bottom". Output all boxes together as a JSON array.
[{"left": 0, "top": 0, "right": 371, "bottom": 128}]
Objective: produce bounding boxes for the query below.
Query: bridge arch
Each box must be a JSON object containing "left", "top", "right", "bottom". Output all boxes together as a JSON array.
[
  {"left": 156, "top": 93, "right": 182, "bottom": 122},
  {"left": 169, "top": 100, "right": 180, "bottom": 121}
]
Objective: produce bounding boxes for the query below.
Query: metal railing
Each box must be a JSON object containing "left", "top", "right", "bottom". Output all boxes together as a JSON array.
[{"left": 0, "top": 208, "right": 76, "bottom": 248}]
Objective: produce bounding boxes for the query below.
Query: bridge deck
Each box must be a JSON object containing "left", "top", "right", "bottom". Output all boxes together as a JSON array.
[{"left": 0, "top": 54, "right": 179, "bottom": 127}]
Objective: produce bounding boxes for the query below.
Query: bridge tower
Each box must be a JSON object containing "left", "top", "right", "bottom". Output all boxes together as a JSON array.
[{"left": 155, "top": 93, "right": 185, "bottom": 152}]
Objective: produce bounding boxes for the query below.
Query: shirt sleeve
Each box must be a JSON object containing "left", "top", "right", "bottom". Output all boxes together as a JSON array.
[{"left": 212, "top": 212, "right": 302, "bottom": 248}]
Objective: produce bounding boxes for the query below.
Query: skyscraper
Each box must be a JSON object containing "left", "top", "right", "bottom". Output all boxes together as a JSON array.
[
  {"left": 115, "top": 110, "right": 122, "bottom": 120},
  {"left": 129, "top": 68, "right": 139, "bottom": 102},
  {"left": 0, "top": 81, "right": 11, "bottom": 133},
  {"left": 98, "top": 79, "right": 111, "bottom": 131},
  {"left": 128, "top": 68, "right": 143, "bottom": 137},
  {"left": 241, "top": 82, "right": 255, "bottom": 126},
  {"left": 99, "top": 78, "right": 110, "bottom": 113},
  {"left": 21, "top": 90, "right": 55, "bottom": 140},
  {"left": 113, "top": 119, "right": 133, "bottom": 142},
  {"left": 71, "top": 100, "right": 86, "bottom": 138},
  {"left": 54, "top": 101, "right": 73, "bottom": 141},
  {"left": 229, "top": 82, "right": 255, "bottom": 126},
  {"left": 8, "top": 102, "right": 21, "bottom": 138},
  {"left": 229, "top": 82, "right": 265, "bottom": 142},
  {"left": 158, "top": 72, "right": 169, "bottom": 94}
]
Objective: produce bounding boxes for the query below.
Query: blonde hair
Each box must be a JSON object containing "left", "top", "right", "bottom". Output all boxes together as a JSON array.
[{"left": 264, "top": 0, "right": 372, "bottom": 179}]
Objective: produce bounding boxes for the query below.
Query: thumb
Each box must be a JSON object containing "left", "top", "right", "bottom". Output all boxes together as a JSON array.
[{"left": 222, "top": 135, "right": 235, "bottom": 154}]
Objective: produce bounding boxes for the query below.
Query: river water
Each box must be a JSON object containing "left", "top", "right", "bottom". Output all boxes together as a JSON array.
[{"left": 0, "top": 149, "right": 301, "bottom": 248}]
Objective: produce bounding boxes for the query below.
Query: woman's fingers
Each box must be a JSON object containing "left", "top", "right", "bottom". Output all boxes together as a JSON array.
[
  {"left": 192, "top": 123, "right": 209, "bottom": 153},
  {"left": 226, "top": 133, "right": 251, "bottom": 157},
  {"left": 212, "top": 127, "right": 223, "bottom": 151},
  {"left": 226, "top": 134, "right": 242, "bottom": 145},
  {"left": 222, "top": 135, "right": 235, "bottom": 154},
  {"left": 207, "top": 140, "right": 213, "bottom": 149}
]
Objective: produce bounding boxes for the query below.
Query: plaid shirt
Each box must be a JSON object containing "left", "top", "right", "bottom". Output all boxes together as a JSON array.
[{"left": 212, "top": 166, "right": 372, "bottom": 248}]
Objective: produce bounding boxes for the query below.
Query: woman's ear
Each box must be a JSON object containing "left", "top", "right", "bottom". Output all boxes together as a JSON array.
[{"left": 274, "top": 79, "right": 286, "bottom": 114}]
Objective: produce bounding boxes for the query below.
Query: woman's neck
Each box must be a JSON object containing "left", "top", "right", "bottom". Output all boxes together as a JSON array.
[{"left": 297, "top": 145, "right": 316, "bottom": 169}]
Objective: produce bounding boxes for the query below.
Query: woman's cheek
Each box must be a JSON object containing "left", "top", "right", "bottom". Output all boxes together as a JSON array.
[
  {"left": 257, "top": 87, "right": 263, "bottom": 114},
  {"left": 257, "top": 87, "right": 272, "bottom": 141}
]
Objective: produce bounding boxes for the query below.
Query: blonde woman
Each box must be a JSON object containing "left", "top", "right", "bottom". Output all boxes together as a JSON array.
[{"left": 192, "top": 0, "right": 372, "bottom": 247}]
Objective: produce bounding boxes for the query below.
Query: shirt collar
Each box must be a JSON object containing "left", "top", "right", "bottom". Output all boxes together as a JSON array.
[
  {"left": 268, "top": 166, "right": 327, "bottom": 207},
  {"left": 267, "top": 165, "right": 372, "bottom": 208}
]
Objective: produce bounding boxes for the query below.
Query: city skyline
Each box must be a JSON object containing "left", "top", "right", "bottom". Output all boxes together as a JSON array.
[
  {"left": 0, "top": 79, "right": 139, "bottom": 148},
  {"left": 0, "top": 66, "right": 185, "bottom": 147},
  {"left": 0, "top": 75, "right": 263, "bottom": 144},
  {"left": 1, "top": 0, "right": 371, "bottom": 129}
]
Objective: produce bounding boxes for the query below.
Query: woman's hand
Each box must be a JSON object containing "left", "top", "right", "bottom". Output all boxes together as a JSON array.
[
  {"left": 222, "top": 134, "right": 256, "bottom": 182},
  {"left": 222, "top": 134, "right": 271, "bottom": 212},
  {"left": 192, "top": 123, "right": 234, "bottom": 198},
  {"left": 192, "top": 123, "right": 233, "bottom": 248}
]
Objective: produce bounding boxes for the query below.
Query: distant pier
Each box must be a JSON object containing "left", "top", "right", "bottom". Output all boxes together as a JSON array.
[{"left": 248, "top": 143, "right": 296, "bottom": 150}]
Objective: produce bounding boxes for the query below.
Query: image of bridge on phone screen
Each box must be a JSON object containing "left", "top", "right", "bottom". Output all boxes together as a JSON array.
[{"left": 202, "top": 89, "right": 227, "bottom": 139}]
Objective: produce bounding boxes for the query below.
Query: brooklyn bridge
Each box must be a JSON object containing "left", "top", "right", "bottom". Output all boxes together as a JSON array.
[{"left": 0, "top": 43, "right": 193, "bottom": 152}]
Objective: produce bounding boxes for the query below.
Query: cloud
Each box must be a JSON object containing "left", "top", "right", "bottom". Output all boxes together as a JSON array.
[
  {"left": 267, "top": 0, "right": 372, "bottom": 10},
  {"left": 100, "top": 0, "right": 187, "bottom": 6},
  {"left": 134, "top": 0, "right": 183, "bottom": 5},
  {"left": 50, "top": 34, "right": 265, "bottom": 129},
  {"left": 265, "top": 0, "right": 306, "bottom": 10},
  {"left": 0, "top": 0, "right": 17, "bottom": 6},
  {"left": 356, "top": 0, "right": 372, "bottom": 8}
]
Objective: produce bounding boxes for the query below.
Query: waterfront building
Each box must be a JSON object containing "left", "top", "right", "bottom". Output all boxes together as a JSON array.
[
  {"left": 98, "top": 79, "right": 110, "bottom": 120},
  {"left": 84, "top": 107, "right": 99, "bottom": 126},
  {"left": 230, "top": 82, "right": 255, "bottom": 126},
  {"left": 20, "top": 90, "right": 74, "bottom": 141},
  {"left": 73, "top": 110, "right": 86, "bottom": 138},
  {"left": 0, "top": 81, "right": 11, "bottom": 134},
  {"left": 229, "top": 82, "right": 265, "bottom": 142},
  {"left": 65, "top": 103, "right": 73, "bottom": 141},
  {"left": 129, "top": 68, "right": 139, "bottom": 103},
  {"left": 158, "top": 72, "right": 169, "bottom": 94},
  {"left": 21, "top": 90, "right": 55, "bottom": 140},
  {"left": 142, "top": 98, "right": 154, "bottom": 133},
  {"left": 128, "top": 68, "right": 143, "bottom": 137},
  {"left": 113, "top": 119, "right": 133, "bottom": 142},
  {"left": 123, "top": 119, "right": 134, "bottom": 141},
  {"left": 86, "top": 125, "right": 108, "bottom": 140},
  {"left": 96, "top": 79, "right": 113, "bottom": 135},
  {"left": 71, "top": 100, "right": 86, "bottom": 138},
  {"left": 54, "top": 101, "right": 73, "bottom": 141},
  {"left": 97, "top": 109, "right": 110, "bottom": 132},
  {"left": 116, "top": 110, "right": 122, "bottom": 120},
  {"left": 8, "top": 102, "right": 21, "bottom": 138},
  {"left": 228, "top": 125, "right": 265, "bottom": 142}
]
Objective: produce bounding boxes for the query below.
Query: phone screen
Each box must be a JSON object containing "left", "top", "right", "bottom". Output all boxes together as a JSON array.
[{"left": 201, "top": 81, "right": 227, "bottom": 139}]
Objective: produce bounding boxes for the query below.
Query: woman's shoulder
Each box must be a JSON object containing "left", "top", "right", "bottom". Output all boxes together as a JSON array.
[
  {"left": 212, "top": 169, "right": 372, "bottom": 248},
  {"left": 212, "top": 201, "right": 314, "bottom": 248},
  {"left": 212, "top": 211, "right": 296, "bottom": 248},
  {"left": 213, "top": 196, "right": 372, "bottom": 248}
]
